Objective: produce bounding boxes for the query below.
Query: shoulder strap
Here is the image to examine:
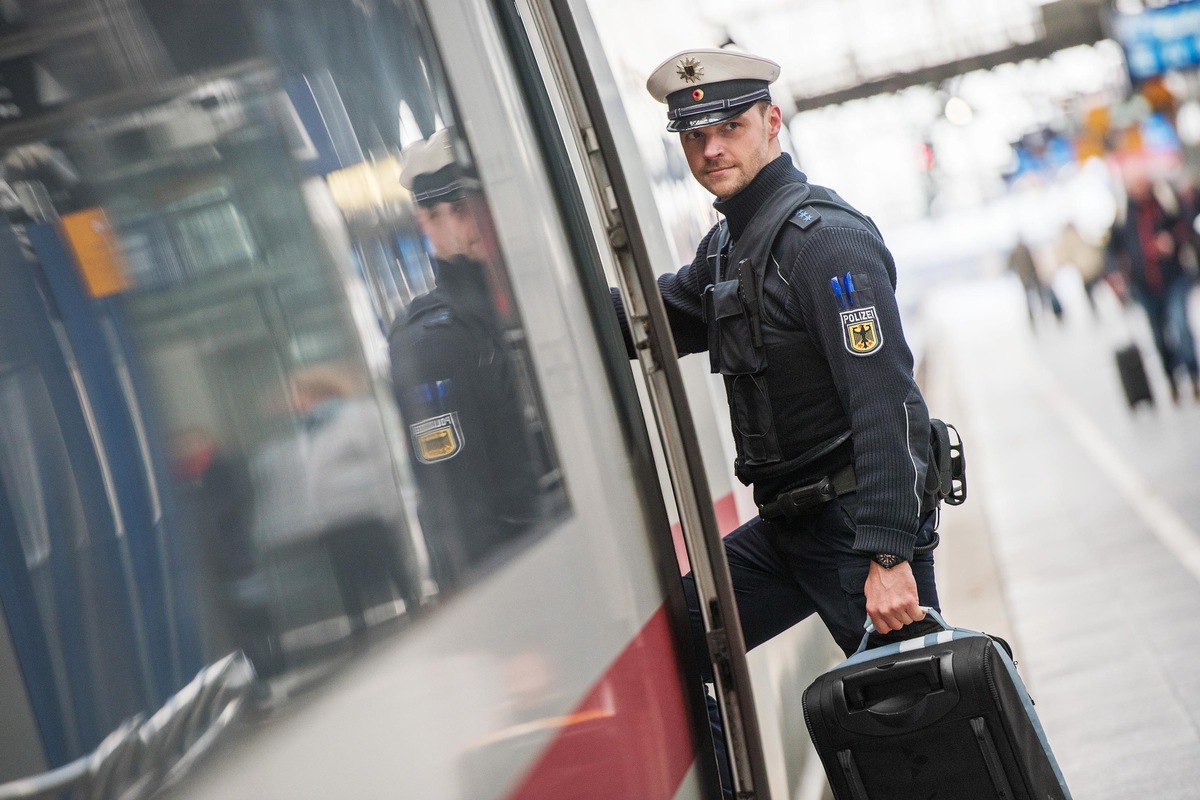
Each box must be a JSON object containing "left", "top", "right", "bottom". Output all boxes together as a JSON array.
[
  {"left": 705, "top": 221, "right": 731, "bottom": 283},
  {"left": 713, "top": 182, "right": 883, "bottom": 306},
  {"left": 798, "top": 185, "right": 884, "bottom": 240},
  {"left": 728, "top": 182, "right": 812, "bottom": 274},
  {"left": 725, "top": 182, "right": 811, "bottom": 310},
  {"left": 402, "top": 293, "right": 449, "bottom": 326}
]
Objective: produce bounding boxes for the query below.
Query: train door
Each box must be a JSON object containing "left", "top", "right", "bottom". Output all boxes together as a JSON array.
[{"left": 497, "top": 1, "right": 775, "bottom": 795}]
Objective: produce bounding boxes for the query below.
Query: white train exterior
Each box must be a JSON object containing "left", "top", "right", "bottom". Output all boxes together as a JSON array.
[{"left": 0, "top": 1, "right": 836, "bottom": 799}]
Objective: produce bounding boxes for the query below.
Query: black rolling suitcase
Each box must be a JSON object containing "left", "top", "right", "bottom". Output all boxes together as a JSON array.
[
  {"left": 802, "top": 609, "right": 1072, "bottom": 800},
  {"left": 1115, "top": 343, "right": 1153, "bottom": 408}
]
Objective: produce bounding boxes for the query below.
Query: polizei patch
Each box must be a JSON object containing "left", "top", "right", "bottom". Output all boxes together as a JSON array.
[
  {"left": 839, "top": 306, "right": 883, "bottom": 356},
  {"left": 410, "top": 413, "right": 464, "bottom": 463}
]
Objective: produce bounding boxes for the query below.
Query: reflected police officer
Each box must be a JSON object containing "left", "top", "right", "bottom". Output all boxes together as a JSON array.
[
  {"left": 390, "top": 129, "right": 539, "bottom": 585},
  {"left": 615, "top": 49, "right": 944, "bottom": 656}
]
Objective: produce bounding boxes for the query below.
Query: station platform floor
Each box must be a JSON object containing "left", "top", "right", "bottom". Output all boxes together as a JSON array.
[{"left": 917, "top": 273, "right": 1200, "bottom": 800}]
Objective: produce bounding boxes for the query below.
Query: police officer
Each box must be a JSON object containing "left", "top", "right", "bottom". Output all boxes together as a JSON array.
[
  {"left": 620, "top": 47, "right": 943, "bottom": 652},
  {"left": 619, "top": 47, "right": 945, "bottom": 795},
  {"left": 390, "top": 129, "right": 540, "bottom": 586}
]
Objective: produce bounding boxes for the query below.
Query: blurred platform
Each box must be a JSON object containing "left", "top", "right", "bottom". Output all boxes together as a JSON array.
[{"left": 921, "top": 273, "right": 1200, "bottom": 800}]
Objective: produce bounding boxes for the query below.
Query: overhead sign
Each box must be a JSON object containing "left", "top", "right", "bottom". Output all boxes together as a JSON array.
[{"left": 1112, "top": 0, "right": 1200, "bottom": 80}]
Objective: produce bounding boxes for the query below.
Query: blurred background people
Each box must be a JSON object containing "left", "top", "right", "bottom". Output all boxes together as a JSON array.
[
  {"left": 389, "top": 130, "right": 541, "bottom": 588},
  {"left": 1107, "top": 171, "right": 1200, "bottom": 402},
  {"left": 1057, "top": 221, "right": 1106, "bottom": 315},
  {"left": 1008, "top": 236, "right": 1061, "bottom": 327}
]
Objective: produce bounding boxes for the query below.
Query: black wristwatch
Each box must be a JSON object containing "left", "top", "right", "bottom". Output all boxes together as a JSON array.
[{"left": 871, "top": 553, "right": 905, "bottom": 569}]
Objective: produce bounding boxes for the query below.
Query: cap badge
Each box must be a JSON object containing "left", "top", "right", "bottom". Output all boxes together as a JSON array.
[
  {"left": 692, "top": 88, "right": 704, "bottom": 101},
  {"left": 676, "top": 57, "right": 704, "bottom": 84}
]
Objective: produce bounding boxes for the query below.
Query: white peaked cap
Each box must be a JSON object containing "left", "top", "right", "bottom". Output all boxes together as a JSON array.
[{"left": 645, "top": 48, "right": 780, "bottom": 103}]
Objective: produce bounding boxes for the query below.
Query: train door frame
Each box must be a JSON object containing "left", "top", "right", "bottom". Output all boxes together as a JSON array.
[
  {"left": 0, "top": 220, "right": 153, "bottom": 769},
  {"left": 25, "top": 221, "right": 185, "bottom": 703},
  {"left": 491, "top": 0, "right": 773, "bottom": 796}
]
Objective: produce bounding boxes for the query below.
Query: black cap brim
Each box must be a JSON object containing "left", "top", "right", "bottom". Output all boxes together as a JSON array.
[
  {"left": 667, "top": 102, "right": 759, "bottom": 133},
  {"left": 411, "top": 163, "right": 480, "bottom": 206}
]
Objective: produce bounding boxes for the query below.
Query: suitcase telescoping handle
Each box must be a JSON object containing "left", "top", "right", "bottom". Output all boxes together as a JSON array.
[{"left": 835, "top": 651, "right": 961, "bottom": 737}]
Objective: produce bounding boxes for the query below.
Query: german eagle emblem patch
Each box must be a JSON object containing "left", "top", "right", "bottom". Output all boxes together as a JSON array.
[
  {"left": 410, "top": 413, "right": 464, "bottom": 463},
  {"left": 839, "top": 306, "right": 882, "bottom": 356}
]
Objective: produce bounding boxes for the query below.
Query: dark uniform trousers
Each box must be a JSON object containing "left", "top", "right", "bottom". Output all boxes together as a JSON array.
[
  {"left": 681, "top": 492, "right": 940, "bottom": 797},
  {"left": 684, "top": 491, "right": 940, "bottom": 662}
]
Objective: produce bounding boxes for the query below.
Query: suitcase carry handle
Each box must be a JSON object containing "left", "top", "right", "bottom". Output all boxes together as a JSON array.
[
  {"left": 835, "top": 652, "right": 961, "bottom": 736},
  {"left": 856, "top": 607, "right": 949, "bottom": 654}
]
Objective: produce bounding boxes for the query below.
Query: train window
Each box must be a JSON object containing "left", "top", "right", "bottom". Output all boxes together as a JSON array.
[{"left": 0, "top": 0, "right": 568, "bottom": 747}]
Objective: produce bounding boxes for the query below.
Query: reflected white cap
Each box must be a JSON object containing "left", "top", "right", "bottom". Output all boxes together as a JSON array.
[{"left": 400, "top": 129, "right": 478, "bottom": 204}]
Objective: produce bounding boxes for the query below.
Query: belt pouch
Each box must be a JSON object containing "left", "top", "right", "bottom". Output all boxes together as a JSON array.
[{"left": 728, "top": 373, "right": 780, "bottom": 466}]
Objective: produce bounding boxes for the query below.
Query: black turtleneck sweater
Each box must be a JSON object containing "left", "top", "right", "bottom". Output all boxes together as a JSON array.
[
  {"left": 613, "top": 153, "right": 931, "bottom": 561},
  {"left": 713, "top": 151, "right": 803, "bottom": 240}
]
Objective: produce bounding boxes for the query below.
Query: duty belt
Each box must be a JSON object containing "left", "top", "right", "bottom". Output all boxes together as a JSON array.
[{"left": 758, "top": 464, "right": 856, "bottom": 520}]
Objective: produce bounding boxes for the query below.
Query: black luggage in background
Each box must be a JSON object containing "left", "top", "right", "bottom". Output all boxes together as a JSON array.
[
  {"left": 1115, "top": 343, "right": 1153, "bottom": 408},
  {"left": 802, "top": 610, "right": 1072, "bottom": 800}
]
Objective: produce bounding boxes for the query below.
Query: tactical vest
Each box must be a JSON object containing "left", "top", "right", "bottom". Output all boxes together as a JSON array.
[{"left": 702, "top": 181, "right": 884, "bottom": 486}]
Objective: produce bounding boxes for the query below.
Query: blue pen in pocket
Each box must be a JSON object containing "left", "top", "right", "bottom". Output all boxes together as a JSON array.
[{"left": 830, "top": 277, "right": 846, "bottom": 308}]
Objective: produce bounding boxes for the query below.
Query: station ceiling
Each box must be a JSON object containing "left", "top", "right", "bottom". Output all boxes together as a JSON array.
[{"left": 709, "top": 0, "right": 1110, "bottom": 112}]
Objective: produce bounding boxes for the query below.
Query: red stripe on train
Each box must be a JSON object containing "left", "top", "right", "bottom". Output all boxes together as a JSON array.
[
  {"left": 671, "top": 491, "right": 741, "bottom": 574},
  {"left": 504, "top": 605, "right": 697, "bottom": 800},
  {"left": 505, "top": 491, "right": 748, "bottom": 798}
]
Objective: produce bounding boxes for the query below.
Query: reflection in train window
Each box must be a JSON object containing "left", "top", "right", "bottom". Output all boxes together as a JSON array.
[{"left": 0, "top": 0, "right": 567, "bottom": 768}]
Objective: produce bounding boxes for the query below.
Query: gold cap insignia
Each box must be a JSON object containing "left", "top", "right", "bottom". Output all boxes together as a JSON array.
[{"left": 676, "top": 57, "right": 704, "bottom": 84}]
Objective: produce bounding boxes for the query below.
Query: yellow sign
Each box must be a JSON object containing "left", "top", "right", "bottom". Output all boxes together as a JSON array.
[{"left": 60, "top": 208, "right": 129, "bottom": 298}]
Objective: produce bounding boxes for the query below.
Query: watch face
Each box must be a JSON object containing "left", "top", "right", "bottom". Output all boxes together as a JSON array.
[{"left": 873, "top": 553, "right": 901, "bottom": 569}]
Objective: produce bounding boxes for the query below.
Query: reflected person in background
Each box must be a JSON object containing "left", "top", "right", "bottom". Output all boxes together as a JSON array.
[
  {"left": 252, "top": 363, "right": 419, "bottom": 653},
  {"left": 170, "top": 428, "right": 281, "bottom": 677},
  {"left": 389, "top": 130, "right": 540, "bottom": 588},
  {"left": 287, "top": 365, "right": 420, "bottom": 638}
]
